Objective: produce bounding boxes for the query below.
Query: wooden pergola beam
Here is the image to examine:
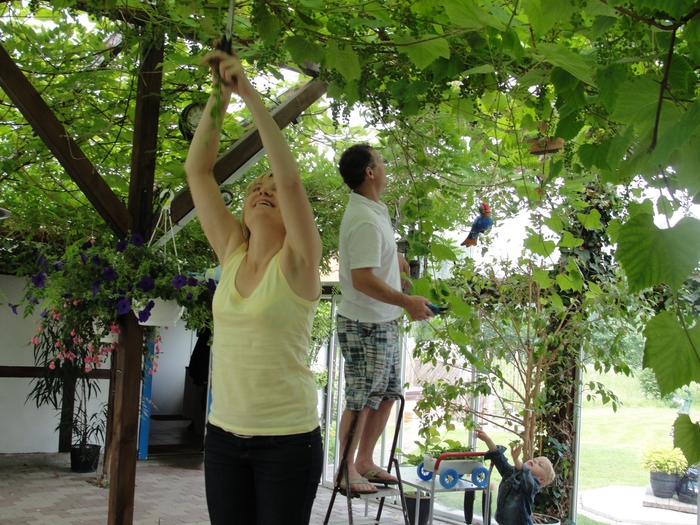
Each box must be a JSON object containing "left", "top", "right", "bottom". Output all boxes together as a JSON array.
[
  {"left": 168, "top": 80, "right": 328, "bottom": 224},
  {"left": 0, "top": 43, "right": 132, "bottom": 239}
]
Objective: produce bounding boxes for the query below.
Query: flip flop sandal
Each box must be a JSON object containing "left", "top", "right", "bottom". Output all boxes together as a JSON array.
[
  {"left": 361, "top": 467, "right": 399, "bottom": 485},
  {"left": 338, "top": 477, "right": 379, "bottom": 496}
]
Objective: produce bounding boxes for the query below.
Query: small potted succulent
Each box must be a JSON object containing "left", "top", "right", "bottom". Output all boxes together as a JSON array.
[{"left": 641, "top": 444, "right": 688, "bottom": 498}]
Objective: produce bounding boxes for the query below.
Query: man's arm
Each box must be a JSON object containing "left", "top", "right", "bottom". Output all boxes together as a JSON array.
[{"left": 351, "top": 267, "right": 432, "bottom": 321}]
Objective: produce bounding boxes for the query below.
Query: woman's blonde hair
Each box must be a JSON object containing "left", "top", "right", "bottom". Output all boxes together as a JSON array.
[{"left": 239, "top": 171, "right": 274, "bottom": 242}]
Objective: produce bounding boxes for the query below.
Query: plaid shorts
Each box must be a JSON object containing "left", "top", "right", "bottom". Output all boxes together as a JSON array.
[{"left": 337, "top": 315, "right": 400, "bottom": 410}]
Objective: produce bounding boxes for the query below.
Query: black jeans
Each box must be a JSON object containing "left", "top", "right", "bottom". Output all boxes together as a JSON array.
[{"left": 204, "top": 423, "right": 323, "bottom": 525}]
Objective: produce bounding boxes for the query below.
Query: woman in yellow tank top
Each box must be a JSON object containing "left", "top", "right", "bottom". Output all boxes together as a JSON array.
[{"left": 184, "top": 46, "right": 322, "bottom": 525}]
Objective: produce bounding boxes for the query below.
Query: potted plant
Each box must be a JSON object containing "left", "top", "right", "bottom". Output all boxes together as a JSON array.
[
  {"left": 67, "top": 379, "right": 107, "bottom": 473},
  {"left": 23, "top": 294, "right": 113, "bottom": 467},
  {"left": 11, "top": 235, "right": 217, "bottom": 458},
  {"left": 402, "top": 490, "right": 431, "bottom": 525},
  {"left": 641, "top": 444, "right": 688, "bottom": 498}
]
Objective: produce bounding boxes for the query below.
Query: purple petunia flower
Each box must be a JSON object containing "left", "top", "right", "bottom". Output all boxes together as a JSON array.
[
  {"left": 116, "top": 297, "right": 131, "bottom": 315},
  {"left": 146, "top": 300, "right": 155, "bottom": 310},
  {"left": 8, "top": 303, "right": 18, "bottom": 315},
  {"left": 31, "top": 272, "right": 46, "bottom": 288},
  {"left": 116, "top": 239, "right": 128, "bottom": 253},
  {"left": 186, "top": 292, "right": 193, "bottom": 301},
  {"left": 62, "top": 293, "right": 73, "bottom": 299},
  {"left": 28, "top": 296, "right": 40, "bottom": 305},
  {"left": 80, "top": 253, "right": 88, "bottom": 264},
  {"left": 81, "top": 240, "right": 93, "bottom": 250},
  {"left": 92, "top": 279, "right": 103, "bottom": 297},
  {"left": 36, "top": 255, "right": 48, "bottom": 269},
  {"left": 131, "top": 234, "right": 144, "bottom": 247},
  {"left": 52, "top": 261, "right": 64, "bottom": 271},
  {"left": 91, "top": 255, "right": 102, "bottom": 267},
  {"left": 172, "top": 275, "right": 187, "bottom": 290},
  {"left": 40, "top": 309, "right": 48, "bottom": 318},
  {"left": 104, "top": 266, "right": 117, "bottom": 281},
  {"left": 138, "top": 308, "right": 152, "bottom": 323},
  {"left": 207, "top": 278, "right": 217, "bottom": 293},
  {"left": 137, "top": 276, "right": 155, "bottom": 293},
  {"left": 187, "top": 277, "right": 199, "bottom": 287}
]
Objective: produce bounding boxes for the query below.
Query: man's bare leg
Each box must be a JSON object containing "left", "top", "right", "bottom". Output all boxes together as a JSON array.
[
  {"left": 355, "top": 399, "right": 398, "bottom": 482},
  {"left": 337, "top": 407, "right": 376, "bottom": 492}
]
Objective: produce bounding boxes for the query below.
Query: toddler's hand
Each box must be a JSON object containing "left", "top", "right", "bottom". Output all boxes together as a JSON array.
[{"left": 510, "top": 443, "right": 522, "bottom": 461}]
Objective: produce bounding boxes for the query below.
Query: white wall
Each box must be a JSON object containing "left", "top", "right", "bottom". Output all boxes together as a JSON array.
[
  {"left": 0, "top": 275, "right": 92, "bottom": 453},
  {"left": 0, "top": 275, "right": 197, "bottom": 453},
  {"left": 149, "top": 322, "right": 197, "bottom": 416}
]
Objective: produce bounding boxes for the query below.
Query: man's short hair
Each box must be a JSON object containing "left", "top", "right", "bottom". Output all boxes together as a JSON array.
[{"left": 338, "top": 143, "right": 374, "bottom": 190}]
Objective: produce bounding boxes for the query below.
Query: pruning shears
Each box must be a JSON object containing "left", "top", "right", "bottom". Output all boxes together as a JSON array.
[{"left": 216, "top": 0, "right": 235, "bottom": 54}]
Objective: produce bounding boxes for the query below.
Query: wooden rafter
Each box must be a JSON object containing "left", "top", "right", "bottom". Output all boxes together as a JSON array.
[{"left": 0, "top": 43, "right": 132, "bottom": 239}]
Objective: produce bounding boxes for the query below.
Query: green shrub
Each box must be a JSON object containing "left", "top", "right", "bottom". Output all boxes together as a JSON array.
[
  {"left": 638, "top": 368, "right": 679, "bottom": 408},
  {"left": 640, "top": 445, "right": 688, "bottom": 475}
]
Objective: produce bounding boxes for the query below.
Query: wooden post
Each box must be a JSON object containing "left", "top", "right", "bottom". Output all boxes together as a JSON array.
[
  {"left": 107, "top": 314, "right": 145, "bottom": 525},
  {"left": 107, "top": 34, "right": 164, "bottom": 525}
]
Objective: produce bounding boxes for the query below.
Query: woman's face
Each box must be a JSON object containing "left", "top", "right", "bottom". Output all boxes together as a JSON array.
[{"left": 242, "top": 174, "right": 283, "bottom": 233}]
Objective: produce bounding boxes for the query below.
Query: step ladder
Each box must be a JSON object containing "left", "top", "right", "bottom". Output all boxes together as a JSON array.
[{"left": 323, "top": 392, "right": 409, "bottom": 525}]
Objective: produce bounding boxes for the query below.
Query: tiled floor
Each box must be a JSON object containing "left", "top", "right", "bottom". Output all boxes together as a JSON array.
[{"left": 0, "top": 453, "right": 434, "bottom": 525}]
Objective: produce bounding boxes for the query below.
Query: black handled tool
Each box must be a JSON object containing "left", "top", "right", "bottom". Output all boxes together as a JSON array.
[{"left": 216, "top": 0, "right": 235, "bottom": 54}]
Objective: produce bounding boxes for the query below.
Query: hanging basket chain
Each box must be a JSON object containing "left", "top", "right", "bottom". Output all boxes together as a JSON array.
[{"left": 148, "top": 189, "right": 181, "bottom": 275}]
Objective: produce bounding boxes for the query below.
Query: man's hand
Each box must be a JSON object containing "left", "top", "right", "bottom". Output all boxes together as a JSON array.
[{"left": 404, "top": 295, "right": 433, "bottom": 322}]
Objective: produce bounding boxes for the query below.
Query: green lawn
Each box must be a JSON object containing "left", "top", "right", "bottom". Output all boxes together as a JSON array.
[{"left": 398, "top": 371, "right": 698, "bottom": 523}]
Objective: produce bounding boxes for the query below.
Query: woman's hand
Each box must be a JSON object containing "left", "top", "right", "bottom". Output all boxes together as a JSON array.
[{"left": 201, "top": 49, "right": 254, "bottom": 100}]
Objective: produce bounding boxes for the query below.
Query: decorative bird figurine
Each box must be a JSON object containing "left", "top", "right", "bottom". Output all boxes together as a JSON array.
[{"left": 461, "top": 203, "right": 493, "bottom": 247}]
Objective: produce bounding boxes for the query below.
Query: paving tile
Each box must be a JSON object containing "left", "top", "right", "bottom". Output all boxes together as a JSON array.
[{"left": 0, "top": 455, "right": 453, "bottom": 525}]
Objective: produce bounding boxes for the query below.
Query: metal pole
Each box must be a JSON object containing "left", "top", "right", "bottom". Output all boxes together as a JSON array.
[
  {"left": 322, "top": 294, "right": 338, "bottom": 485},
  {"left": 569, "top": 345, "right": 584, "bottom": 523}
]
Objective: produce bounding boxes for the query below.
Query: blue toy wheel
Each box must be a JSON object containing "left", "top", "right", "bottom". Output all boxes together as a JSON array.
[
  {"left": 417, "top": 462, "right": 433, "bottom": 481},
  {"left": 471, "top": 466, "right": 489, "bottom": 488},
  {"left": 440, "top": 467, "right": 460, "bottom": 489}
]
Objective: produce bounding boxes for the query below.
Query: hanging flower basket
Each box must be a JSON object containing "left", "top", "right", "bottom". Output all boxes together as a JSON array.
[{"left": 137, "top": 298, "right": 184, "bottom": 327}]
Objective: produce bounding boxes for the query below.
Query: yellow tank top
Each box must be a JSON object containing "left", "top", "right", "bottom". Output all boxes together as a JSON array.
[{"left": 208, "top": 245, "right": 321, "bottom": 436}]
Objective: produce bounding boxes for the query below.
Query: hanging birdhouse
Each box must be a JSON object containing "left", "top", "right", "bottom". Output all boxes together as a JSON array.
[{"left": 528, "top": 137, "right": 565, "bottom": 155}]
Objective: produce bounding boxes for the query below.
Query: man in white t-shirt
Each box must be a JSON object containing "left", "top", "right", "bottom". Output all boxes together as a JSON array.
[{"left": 335, "top": 144, "right": 433, "bottom": 494}]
